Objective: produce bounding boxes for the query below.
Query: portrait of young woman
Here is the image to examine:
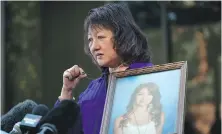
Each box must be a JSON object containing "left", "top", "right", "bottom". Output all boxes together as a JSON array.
[
  {"left": 104, "top": 68, "right": 184, "bottom": 134},
  {"left": 113, "top": 82, "right": 165, "bottom": 134}
]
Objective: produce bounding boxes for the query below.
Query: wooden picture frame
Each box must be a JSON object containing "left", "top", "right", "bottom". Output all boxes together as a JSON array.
[{"left": 100, "top": 61, "right": 187, "bottom": 134}]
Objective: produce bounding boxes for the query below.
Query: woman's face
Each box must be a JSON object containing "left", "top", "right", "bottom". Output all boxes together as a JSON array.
[
  {"left": 135, "top": 88, "right": 153, "bottom": 107},
  {"left": 88, "top": 27, "right": 121, "bottom": 68}
]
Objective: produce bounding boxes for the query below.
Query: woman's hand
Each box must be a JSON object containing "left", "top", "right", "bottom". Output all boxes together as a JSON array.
[{"left": 59, "top": 65, "right": 87, "bottom": 100}]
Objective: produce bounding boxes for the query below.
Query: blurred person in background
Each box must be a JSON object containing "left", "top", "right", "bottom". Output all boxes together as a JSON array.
[
  {"left": 54, "top": 3, "right": 153, "bottom": 134},
  {"left": 185, "top": 100, "right": 221, "bottom": 134}
]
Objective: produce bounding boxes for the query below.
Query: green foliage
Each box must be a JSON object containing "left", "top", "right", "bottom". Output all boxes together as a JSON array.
[{"left": 6, "top": 1, "right": 42, "bottom": 105}]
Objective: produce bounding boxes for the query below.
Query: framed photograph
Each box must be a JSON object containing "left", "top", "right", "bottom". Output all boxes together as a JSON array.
[{"left": 100, "top": 61, "right": 187, "bottom": 134}]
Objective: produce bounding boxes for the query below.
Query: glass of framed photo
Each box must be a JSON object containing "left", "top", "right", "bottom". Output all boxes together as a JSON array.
[{"left": 100, "top": 61, "right": 187, "bottom": 134}]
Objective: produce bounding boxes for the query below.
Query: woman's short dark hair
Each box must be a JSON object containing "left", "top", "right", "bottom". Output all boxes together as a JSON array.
[{"left": 84, "top": 2, "right": 152, "bottom": 66}]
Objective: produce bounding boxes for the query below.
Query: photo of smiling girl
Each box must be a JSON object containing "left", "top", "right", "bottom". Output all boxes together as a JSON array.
[{"left": 114, "top": 82, "right": 165, "bottom": 134}]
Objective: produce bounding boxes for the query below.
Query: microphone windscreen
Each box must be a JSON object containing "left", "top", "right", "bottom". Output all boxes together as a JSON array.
[
  {"left": 38, "top": 100, "right": 80, "bottom": 134},
  {"left": 32, "top": 104, "right": 49, "bottom": 116},
  {"left": 1, "top": 99, "right": 37, "bottom": 132},
  {"left": 19, "top": 104, "right": 49, "bottom": 133}
]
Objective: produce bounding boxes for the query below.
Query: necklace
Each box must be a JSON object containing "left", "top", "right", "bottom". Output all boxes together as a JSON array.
[
  {"left": 133, "top": 111, "right": 151, "bottom": 134},
  {"left": 109, "top": 63, "right": 128, "bottom": 73}
]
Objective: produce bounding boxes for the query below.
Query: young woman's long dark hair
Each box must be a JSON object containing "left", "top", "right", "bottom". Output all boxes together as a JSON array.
[
  {"left": 120, "top": 82, "right": 162, "bottom": 128},
  {"left": 83, "top": 2, "right": 152, "bottom": 67}
]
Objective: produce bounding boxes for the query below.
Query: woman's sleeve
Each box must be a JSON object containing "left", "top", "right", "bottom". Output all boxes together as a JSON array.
[{"left": 54, "top": 99, "right": 61, "bottom": 107}]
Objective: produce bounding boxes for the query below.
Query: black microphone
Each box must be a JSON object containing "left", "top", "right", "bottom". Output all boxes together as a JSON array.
[
  {"left": 18, "top": 104, "right": 49, "bottom": 134},
  {"left": 1, "top": 100, "right": 38, "bottom": 132},
  {"left": 9, "top": 104, "right": 49, "bottom": 134},
  {"left": 37, "top": 100, "right": 80, "bottom": 134},
  {"left": 32, "top": 104, "right": 50, "bottom": 116}
]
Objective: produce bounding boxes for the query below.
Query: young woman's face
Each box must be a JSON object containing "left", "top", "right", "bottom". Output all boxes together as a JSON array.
[
  {"left": 88, "top": 27, "right": 121, "bottom": 68},
  {"left": 135, "top": 88, "right": 153, "bottom": 107}
]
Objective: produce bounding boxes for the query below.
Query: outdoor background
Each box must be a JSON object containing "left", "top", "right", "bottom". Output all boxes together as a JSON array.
[{"left": 1, "top": 1, "right": 221, "bottom": 134}]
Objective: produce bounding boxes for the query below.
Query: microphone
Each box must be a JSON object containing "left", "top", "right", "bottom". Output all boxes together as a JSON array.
[
  {"left": 32, "top": 104, "right": 50, "bottom": 116},
  {"left": 8, "top": 122, "right": 21, "bottom": 134},
  {"left": 37, "top": 100, "right": 80, "bottom": 134},
  {"left": 18, "top": 104, "right": 49, "bottom": 134},
  {"left": 1, "top": 100, "right": 38, "bottom": 132},
  {"left": 8, "top": 104, "right": 49, "bottom": 134}
]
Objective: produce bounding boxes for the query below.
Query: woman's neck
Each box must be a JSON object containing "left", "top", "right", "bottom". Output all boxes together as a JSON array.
[
  {"left": 134, "top": 106, "right": 149, "bottom": 113},
  {"left": 131, "top": 106, "right": 151, "bottom": 124},
  {"left": 109, "top": 64, "right": 129, "bottom": 73}
]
